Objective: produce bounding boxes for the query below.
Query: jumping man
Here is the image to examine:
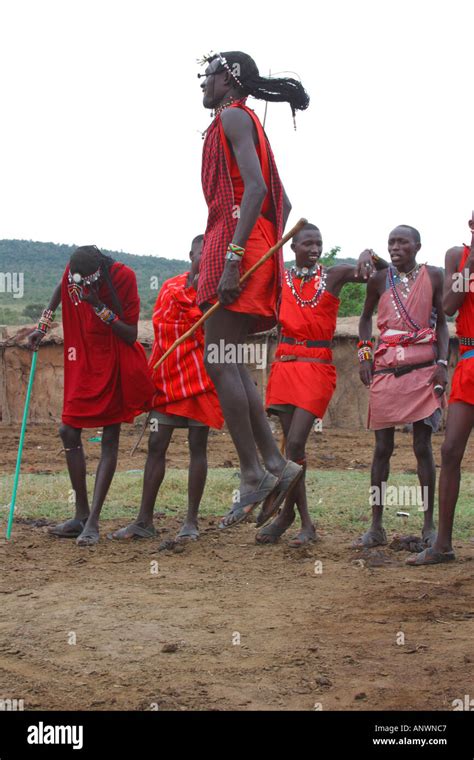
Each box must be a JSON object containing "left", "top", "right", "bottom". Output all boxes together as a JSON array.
[{"left": 198, "top": 50, "right": 310, "bottom": 529}]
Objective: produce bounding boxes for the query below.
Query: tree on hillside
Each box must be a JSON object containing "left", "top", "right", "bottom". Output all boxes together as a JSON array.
[{"left": 22, "top": 303, "right": 44, "bottom": 320}]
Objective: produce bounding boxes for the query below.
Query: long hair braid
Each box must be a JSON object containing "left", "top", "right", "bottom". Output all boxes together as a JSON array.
[
  {"left": 69, "top": 245, "right": 123, "bottom": 318},
  {"left": 208, "top": 51, "right": 310, "bottom": 118}
]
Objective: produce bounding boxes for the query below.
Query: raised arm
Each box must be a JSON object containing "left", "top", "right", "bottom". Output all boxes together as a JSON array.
[
  {"left": 443, "top": 246, "right": 467, "bottom": 316},
  {"left": 326, "top": 250, "right": 389, "bottom": 298},
  {"left": 443, "top": 214, "right": 474, "bottom": 315}
]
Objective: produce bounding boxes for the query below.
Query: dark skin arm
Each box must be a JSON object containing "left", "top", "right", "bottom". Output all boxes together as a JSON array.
[
  {"left": 80, "top": 284, "right": 137, "bottom": 345},
  {"left": 427, "top": 266, "right": 449, "bottom": 395},
  {"left": 282, "top": 186, "right": 292, "bottom": 230},
  {"left": 217, "top": 108, "right": 268, "bottom": 305},
  {"left": 358, "top": 270, "right": 385, "bottom": 386},
  {"left": 26, "top": 282, "right": 62, "bottom": 351},
  {"left": 326, "top": 251, "right": 389, "bottom": 298},
  {"left": 443, "top": 214, "right": 474, "bottom": 315},
  {"left": 443, "top": 246, "right": 468, "bottom": 315}
]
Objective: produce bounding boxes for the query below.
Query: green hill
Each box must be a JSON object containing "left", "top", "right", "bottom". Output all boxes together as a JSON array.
[
  {"left": 0, "top": 239, "right": 362, "bottom": 325},
  {"left": 0, "top": 240, "right": 190, "bottom": 325}
]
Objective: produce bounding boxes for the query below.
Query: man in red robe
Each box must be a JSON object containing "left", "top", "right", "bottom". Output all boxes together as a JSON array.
[
  {"left": 27, "top": 245, "right": 155, "bottom": 546},
  {"left": 408, "top": 215, "right": 474, "bottom": 565},
  {"left": 110, "top": 238, "right": 224, "bottom": 542},
  {"left": 198, "top": 50, "right": 310, "bottom": 528},
  {"left": 257, "top": 223, "right": 386, "bottom": 547}
]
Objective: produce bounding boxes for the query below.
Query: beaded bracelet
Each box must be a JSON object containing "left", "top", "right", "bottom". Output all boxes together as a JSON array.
[
  {"left": 358, "top": 347, "right": 373, "bottom": 363},
  {"left": 37, "top": 308, "right": 56, "bottom": 335},
  {"left": 94, "top": 304, "right": 119, "bottom": 325},
  {"left": 228, "top": 243, "right": 245, "bottom": 257},
  {"left": 357, "top": 339, "right": 374, "bottom": 349}
]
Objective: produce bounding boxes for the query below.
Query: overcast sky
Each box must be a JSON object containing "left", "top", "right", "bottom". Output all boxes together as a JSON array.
[{"left": 1, "top": 0, "right": 472, "bottom": 266}]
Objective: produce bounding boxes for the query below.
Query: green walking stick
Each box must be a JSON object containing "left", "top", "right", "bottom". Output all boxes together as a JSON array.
[{"left": 6, "top": 350, "right": 38, "bottom": 540}]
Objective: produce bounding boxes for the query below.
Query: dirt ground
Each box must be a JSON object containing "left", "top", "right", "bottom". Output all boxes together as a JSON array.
[
  {"left": 1, "top": 425, "right": 473, "bottom": 712},
  {"left": 2, "top": 423, "right": 474, "bottom": 474},
  {"left": 0, "top": 518, "right": 473, "bottom": 711}
]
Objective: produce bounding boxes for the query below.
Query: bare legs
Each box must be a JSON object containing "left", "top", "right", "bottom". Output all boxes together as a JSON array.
[
  {"left": 49, "top": 422, "right": 121, "bottom": 544},
  {"left": 353, "top": 421, "right": 436, "bottom": 548},
  {"left": 256, "top": 407, "right": 316, "bottom": 545},
  {"left": 204, "top": 309, "right": 287, "bottom": 499},
  {"left": 434, "top": 402, "right": 474, "bottom": 552},
  {"left": 111, "top": 422, "right": 210, "bottom": 541}
]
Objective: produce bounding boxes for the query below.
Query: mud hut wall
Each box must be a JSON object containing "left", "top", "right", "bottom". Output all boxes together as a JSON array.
[{"left": 0, "top": 334, "right": 460, "bottom": 428}]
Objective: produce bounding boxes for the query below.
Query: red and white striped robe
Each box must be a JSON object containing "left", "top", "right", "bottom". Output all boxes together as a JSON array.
[{"left": 149, "top": 273, "right": 224, "bottom": 428}]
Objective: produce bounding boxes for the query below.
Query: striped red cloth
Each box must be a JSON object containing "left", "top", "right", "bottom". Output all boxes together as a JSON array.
[{"left": 148, "top": 273, "right": 223, "bottom": 427}]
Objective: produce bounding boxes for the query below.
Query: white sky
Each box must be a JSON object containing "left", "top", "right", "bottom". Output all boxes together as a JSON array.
[{"left": 1, "top": 0, "right": 473, "bottom": 266}]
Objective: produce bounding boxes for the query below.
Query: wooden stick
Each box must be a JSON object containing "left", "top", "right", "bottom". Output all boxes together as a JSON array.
[{"left": 153, "top": 217, "right": 308, "bottom": 370}]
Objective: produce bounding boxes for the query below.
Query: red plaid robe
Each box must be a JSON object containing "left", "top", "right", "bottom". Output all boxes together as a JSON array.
[{"left": 198, "top": 100, "right": 284, "bottom": 329}]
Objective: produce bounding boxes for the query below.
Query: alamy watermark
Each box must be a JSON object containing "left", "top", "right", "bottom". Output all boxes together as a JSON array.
[
  {"left": 369, "top": 482, "right": 429, "bottom": 511},
  {"left": 206, "top": 339, "right": 267, "bottom": 370},
  {"left": 0, "top": 272, "right": 24, "bottom": 298},
  {"left": 451, "top": 269, "right": 474, "bottom": 293}
]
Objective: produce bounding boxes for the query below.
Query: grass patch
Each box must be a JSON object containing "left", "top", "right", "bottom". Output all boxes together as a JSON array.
[{"left": 1, "top": 469, "right": 474, "bottom": 540}]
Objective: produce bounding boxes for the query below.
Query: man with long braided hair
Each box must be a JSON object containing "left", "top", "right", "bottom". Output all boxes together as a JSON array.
[
  {"left": 198, "top": 50, "right": 310, "bottom": 529},
  {"left": 27, "top": 246, "right": 155, "bottom": 546}
]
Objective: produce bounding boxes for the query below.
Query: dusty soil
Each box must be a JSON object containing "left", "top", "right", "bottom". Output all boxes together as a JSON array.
[
  {"left": 2, "top": 423, "right": 474, "bottom": 474},
  {"left": 0, "top": 519, "right": 473, "bottom": 711},
  {"left": 1, "top": 424, "right": 473, "bottom": 712}
]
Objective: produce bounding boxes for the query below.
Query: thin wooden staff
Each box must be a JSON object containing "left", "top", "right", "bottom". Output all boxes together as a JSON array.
[{"left": 153, "top": 217, "right": 308, "bottom": 371}]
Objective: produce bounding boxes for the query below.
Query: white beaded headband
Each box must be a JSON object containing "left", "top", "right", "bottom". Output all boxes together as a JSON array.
[{"left": 197, "top": 51, "right": 244, "bottom": 89}]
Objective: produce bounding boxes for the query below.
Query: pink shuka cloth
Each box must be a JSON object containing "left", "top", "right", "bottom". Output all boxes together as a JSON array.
[{"left": 368, "top": 265, "right": 445, "bottom": 430}]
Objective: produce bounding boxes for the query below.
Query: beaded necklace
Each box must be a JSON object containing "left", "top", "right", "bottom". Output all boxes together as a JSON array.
[
  {"left": 388, "top": 265, "right": 422, "bottom": 330},
  {"left": 285, "top": 265, "right": 327, "bottom": 308}
]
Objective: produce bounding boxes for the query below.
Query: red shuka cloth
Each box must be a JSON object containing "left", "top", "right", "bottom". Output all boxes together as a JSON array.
[
  {"left": 265, "top": 278, "right": 339, "bottom": 418},
  {"left": 148, "top": 273, "right": 224, "bottom": 429},
  {"left": 450, "top": 245, "right": 474, "bottom": 406},
  {"left": 61, "top": 262, "right": 155, "bottom": 428},
  {"left": 198, "top": 100, "right": 284, "bottom": 331}
]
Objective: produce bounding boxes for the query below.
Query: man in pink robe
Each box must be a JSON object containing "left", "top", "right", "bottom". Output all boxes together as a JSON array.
[{"left": 352, "top": 225, "right": 449, "bottom": 550}]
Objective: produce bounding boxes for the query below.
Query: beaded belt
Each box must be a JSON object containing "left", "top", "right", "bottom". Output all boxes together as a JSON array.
[
  {"left": 279, "top": 337, "right": 332, "bottom": 348},
  {"left": 373, "top": 360, "right": 435, "bottom": 378},
  {"left": 460, "top": 337, "right": 474, "bottom": 346}
]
